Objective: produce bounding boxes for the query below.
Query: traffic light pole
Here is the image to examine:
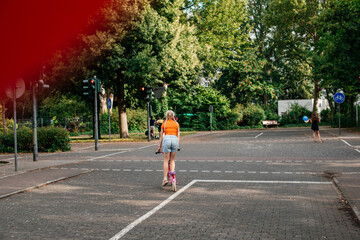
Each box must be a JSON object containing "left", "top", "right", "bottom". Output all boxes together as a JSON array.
[
  {"left": 94, "top": 80, "right": 99, "bottom": 151},
  {"left": 147, "top": 101, "right": 151, "bottom": 142},
  {"left": 13, "top": 87, "right": 18, "bottom": 171},
  {"left": 32, "top": 80, "right": 38, "bottom": 161}
]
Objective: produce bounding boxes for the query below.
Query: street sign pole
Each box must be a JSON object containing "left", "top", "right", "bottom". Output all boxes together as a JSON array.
[
  {"left": 32, "top": 80, "right": 38, "bottom": 161},
  {"left": 147, "top": 102, "right": 151, "bottom": 142},
  {"left": 6, "top": 78, "right": 25, "bottom": 171},
  {"left": 338, "top": 104, "right": 341, "bottom": 136},
  {"left": 210, "top": 112, "right": 212, "bottom": 132},
  {"left": 108, "top": 98, "right": 111, "bottom": 142},
  {"left": 94, "top": 79, "right": 99, "bottom": 151},
  {"left": 13, "top": 87, "right": 18, "bottom": 172},
  {"left": 333, "top": 92, "right": 345, "bottom": 136},
  {"left": 356, "top": 103, "right": 358, "bottom": 128}
]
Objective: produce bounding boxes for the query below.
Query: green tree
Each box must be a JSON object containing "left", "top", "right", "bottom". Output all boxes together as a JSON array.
[
  {"left": 123, "top": 0, "right": 201, "bottom": 98},
  {"left": 187, "top": 0, "right": 274, "bottom": 107},
  {"left": 315, "top": 0, "right": 360, "bottom": 120},
  {"left": 52, "top": 0, "right": 201, "bottom": 138},
  {"left": 39, "top": 94, "right": 91, "bottom": 126},
  {"left": 45, "top": 0, "right": 147, "bottom": 138},
  {"left": 265, "top": 0, "right": 327, "bottom": 115},
  {"left": 168, "top": 85, "right": 237, "bottom": 129}
]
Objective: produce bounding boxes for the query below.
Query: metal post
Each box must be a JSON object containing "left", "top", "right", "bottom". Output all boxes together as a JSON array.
[
  {"left": 338, "top": 104, "right": 341, "bottom": 136},
  {"left": 94, "top": 80, "right": 99, "bottom": 151},
  {"left": 13, "top": 87, "right": 18, "bottom": 171},
  {"left": 109, "top": 106, "right": 111, "bottom": 142},
  {"left": 356, "top": 103, "right": 358, "bottom": 128},
  {"left": 147, "top": 102, "right": 151, "bottom": 142},
  {"left": 32, "top": 81, "right": 38, "bottom": 161},
  {"left": 210, "top": 112, "right": 212, "bottom": 132}
]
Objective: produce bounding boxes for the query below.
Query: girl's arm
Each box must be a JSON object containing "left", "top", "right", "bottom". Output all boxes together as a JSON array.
[
  {"left": 177, "top": 125, "right": 180, "bottom": 144},
  {"left": 159, "top": 128, "right": 164, "bottom": 150}
]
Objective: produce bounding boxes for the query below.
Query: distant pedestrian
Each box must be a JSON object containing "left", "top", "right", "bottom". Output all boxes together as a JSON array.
[
  {"left": 158, "top": 110, "right": 180, "bottom": 188},
  {"left": 310, "top": 113, "right": 322, "bottom": 143},
  {"left": 156, "top": 116, "right": 164, "bottom": 138},
  {"left": 150, "top": 116, "right": 156, "bottom": 138}
]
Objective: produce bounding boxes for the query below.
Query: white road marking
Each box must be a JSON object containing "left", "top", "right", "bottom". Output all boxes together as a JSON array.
[
  {"left": 341, "top": 139, "right": 352, "bottom": 147},
  {"left": 109, "top": 180, "right": 198, "bottom": 240},
  {"left": 109, "top": 179, "right": 331, "bottom": 239},
  {"left": 88, "top": 151, "right": 127, "bottom": 161},
  {"left": 255, "top": 132, "right": 263, "bottom": 138},
  {"left": 138, "top": 144, "right": 158, "bottom": 150},
  {"left": 41, "top": 167, "right": 360, "bottom": 176}
]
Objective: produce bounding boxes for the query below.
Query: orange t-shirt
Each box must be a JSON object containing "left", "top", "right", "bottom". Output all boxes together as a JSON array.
[{"left": 161, "top": 120, "right": 179, "bottom": 136}]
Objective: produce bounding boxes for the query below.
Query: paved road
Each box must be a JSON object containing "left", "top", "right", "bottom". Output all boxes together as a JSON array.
[{"left": 1, "top": 127, "right": 360, "bottom": 239}]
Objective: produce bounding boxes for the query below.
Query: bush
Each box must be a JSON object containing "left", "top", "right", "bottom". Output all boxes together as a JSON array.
[
  {"left": 0, "top": 126, "right": 71, "bottom": 153},
  {"left": 332, "top": 113, "right": 354, "bottom": 128},
  {"left": 241, "top": 105, "right": 266, "bottom": 126},
  {"left": 320, "top": 108, "right": 332, "bottom": 123},
  {"left": 232, "top": 104, "right": 245, "bottom": 125},
  {"left": 17, "top": 127, "right": 33, "bottom": 152},
  {"left": 217, "top": 111, "right": 241, "bottom": 130},
  {"left": 100, "top": 112, "right": 120, "bottom": 135},
  {"left": 127, "top": 108, "right": 147, "bottom": 132},
  {"left": 263, "top": 105, "right": 279, "bottom": 121},
  {"left": 38, "top": 127, "right": 71, "bottom": 152},
  {"left": 0, "top": 133, "right": 14, "bottom": 153}
]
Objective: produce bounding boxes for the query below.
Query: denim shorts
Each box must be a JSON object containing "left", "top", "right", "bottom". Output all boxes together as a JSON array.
[{"left": 162, "top": 135, "right": 179, "bottom": 153}]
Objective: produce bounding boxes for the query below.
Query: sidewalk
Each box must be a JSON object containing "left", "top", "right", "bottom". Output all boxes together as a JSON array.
[
  {"left": 334, "top": 174, "right": 360, "bottom": 222},
  {"left": 0, "top": 142, "right": 93, "bottom": 199}
]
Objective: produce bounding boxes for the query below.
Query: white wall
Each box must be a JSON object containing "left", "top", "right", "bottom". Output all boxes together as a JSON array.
[{"left": 278, "top": 98, "right": 330, "bottom": 117}]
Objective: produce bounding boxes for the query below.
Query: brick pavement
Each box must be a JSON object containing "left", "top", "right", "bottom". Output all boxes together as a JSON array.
[
  {"left": 0, "top": 128, "right": 360, "bottom": 239},
  {"left": 121, "top": 181, "right": 360, "bottom": 240}
]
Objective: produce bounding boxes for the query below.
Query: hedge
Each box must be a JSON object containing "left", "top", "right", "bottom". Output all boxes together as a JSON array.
[{"left": 0, "top": 126, "right": 71, "bottom": 153}]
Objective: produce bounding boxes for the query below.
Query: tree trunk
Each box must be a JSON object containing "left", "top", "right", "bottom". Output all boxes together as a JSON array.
[
  {"left": 312, "top": 79, "right": 320, "bottom": 115},
  {"left": 1, "top": 101, "right": 6, "bottom": 134},
  {"left": 118, "top": 77, "right": 129, "bottom": 138}
]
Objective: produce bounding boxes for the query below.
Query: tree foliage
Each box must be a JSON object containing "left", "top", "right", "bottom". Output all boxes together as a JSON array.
[{"left": 315, "top": 0, "right": 360, "bottom": 116}]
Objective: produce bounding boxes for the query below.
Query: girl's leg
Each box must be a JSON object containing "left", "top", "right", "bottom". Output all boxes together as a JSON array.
[
  {"left": 169, "top": 152, "right": 176, "bottom": 172},
  {"left": 163, "top": 153, "right": 170, "bottom": 180},
  {"left": 317, "top": 131, "right": 322, "bottom": 143},
  {"left": 312, "top": 130, "right": 316, "bottom": 143}
]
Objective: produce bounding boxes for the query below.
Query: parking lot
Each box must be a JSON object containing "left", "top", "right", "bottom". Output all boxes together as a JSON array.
[{"left": 1, "top": 127, "right": 360, "bottom": 239}]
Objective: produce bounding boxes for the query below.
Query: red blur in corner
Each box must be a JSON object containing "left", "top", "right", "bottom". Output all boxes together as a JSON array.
[{"left": 0, "top": 0, "right": 108, "bottom": 94}]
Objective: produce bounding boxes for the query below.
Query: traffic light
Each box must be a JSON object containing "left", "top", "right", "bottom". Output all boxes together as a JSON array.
[
  {"left": 83, "top": 79, "right": 91, "bottom": 96},
  {"left": 83, "top": 78, "right": 97, "bottom": 96},
  {"left": 141, "top": 86, "right": 154, "bottom": 102},
  {"left": 89, "top": 78, "right": 96, "bottom": 90},
  {"left": 146, "top": 86, "right": 153, "bottom": 101}
]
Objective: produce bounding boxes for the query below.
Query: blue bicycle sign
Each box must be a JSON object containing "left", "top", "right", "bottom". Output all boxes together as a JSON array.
[{"left": 333, "top": 92, "right": 345, "bottom": 104}]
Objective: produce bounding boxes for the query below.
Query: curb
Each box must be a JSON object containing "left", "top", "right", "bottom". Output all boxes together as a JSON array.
[
  {"left": 0, "top": 169, "right": 92, "bottom": 199},
  {"left": 333, "top": 177, "right": 360, "bottom": 223}
]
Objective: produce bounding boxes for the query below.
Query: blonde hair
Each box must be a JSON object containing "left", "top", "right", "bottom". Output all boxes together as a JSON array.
[{"left": 165, "top": 110, "right": 175, "bottom": 120}]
